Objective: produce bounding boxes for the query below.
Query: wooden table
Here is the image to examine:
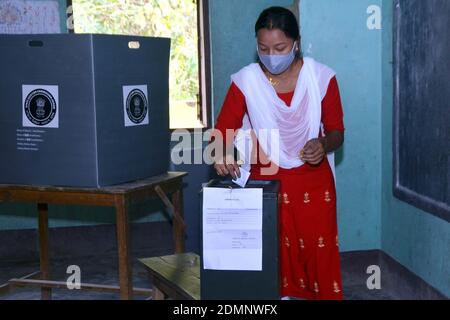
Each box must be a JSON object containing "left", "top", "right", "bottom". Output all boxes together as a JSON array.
[
  {"left": 0, "top": 171, "right": 187, "bottom": 300},
  {"left": 140, "top": 253, "right": 200, "bottom": 300}
]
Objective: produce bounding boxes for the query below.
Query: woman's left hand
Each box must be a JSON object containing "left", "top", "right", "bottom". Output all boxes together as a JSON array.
[{"left": 300, "top": 138, "right": 326, "bottom": 165}]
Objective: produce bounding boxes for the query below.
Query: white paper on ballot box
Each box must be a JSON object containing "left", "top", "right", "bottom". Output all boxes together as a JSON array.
[{"left": 202, "top": 187, "right": 263, "bottom": 271}]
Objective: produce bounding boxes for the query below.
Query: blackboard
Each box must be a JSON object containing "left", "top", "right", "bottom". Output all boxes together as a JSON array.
[{"left": 393, "top": 0, "right": 450, "bottom": 222}]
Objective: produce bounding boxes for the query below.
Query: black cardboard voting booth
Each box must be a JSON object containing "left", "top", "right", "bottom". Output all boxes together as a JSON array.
[
  {"left": 0, "top": 34, "right": 170, "bottom": 187},
  {"left": 200, "top": 180, "right": 280, "bottom": 300}
]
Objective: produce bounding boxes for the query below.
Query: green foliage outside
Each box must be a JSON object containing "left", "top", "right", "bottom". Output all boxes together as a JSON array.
[{"left": 72, "top": 0, "right": 199, "bottom": 104}]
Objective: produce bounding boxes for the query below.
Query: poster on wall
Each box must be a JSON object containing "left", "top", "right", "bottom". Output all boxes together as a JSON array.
[{"left": 0, "top": 0, "right": 62, "bottom": 34}]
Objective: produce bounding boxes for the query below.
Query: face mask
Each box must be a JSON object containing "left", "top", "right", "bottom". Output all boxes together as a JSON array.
[{"left": 258, "top": 41, "right": 297, "bottom": 75}]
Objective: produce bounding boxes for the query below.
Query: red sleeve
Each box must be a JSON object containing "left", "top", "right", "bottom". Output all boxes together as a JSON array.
[
  {"left": 321, "top": 76, "right": 345, "bottom": 134},
  {"left": 212, "top": 82, "right": 247, "bottom": 143}
]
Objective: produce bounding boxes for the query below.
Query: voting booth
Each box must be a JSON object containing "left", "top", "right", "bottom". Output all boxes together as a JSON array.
[
  {"left": 0, "top": 34, "right": 170, "bottom": 187},
  {"left": 200, "top": 180, "right": 280, "bottom": 300}
]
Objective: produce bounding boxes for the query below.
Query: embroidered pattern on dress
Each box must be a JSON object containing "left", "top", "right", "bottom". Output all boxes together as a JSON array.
[
  {"left": 333, "top": 281, "right": 341, "bottom": 293},
  {"left": 313, "top": 282, "right": 320, "bottom": 293},
  {"left": 285, "top": 236, "right": 291, "bottom": 248},
  {"left": 318, "top": 236, "right": 325, "bottom": 248},
  {"left": 283, "top": 193, "right": 290, "bottom": 204},
  {"left": 299, "top": 278, "right": 306, "bottom": 289},
  {"left": 325, "top": 190, "right": 331, "bottom": 203},
  {"left": 299, "top": 238, "right": 305, "bottom": 250},
  {"left": 304, "top": 192, "right": 310, "bottom": 204}
]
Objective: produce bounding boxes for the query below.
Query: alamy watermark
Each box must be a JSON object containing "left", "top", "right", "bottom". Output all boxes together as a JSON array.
[
  {"left": 66, "top": 265, "right": 81, "bottom": 290},
  {"left": 366, "top": 265, "right": 382, "bottom": 290},
  {"left": 367, "top": 5, "right": 382, "bottom": 30},
  {"left": 66, "top": 5, "right": 74, "bottom": 31},
  {"left": 171, "top": 128, "right": 281, "bottom": 176}
]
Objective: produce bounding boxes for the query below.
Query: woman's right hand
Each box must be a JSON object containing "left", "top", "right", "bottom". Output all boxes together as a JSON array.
[{"left": 214, "top": 155, "right": 241, "bottom": 180}]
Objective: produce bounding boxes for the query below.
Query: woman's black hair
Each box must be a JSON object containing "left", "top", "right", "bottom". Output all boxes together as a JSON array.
[{"left": 255, "top": 6, "right": 300, "bottom": 40}]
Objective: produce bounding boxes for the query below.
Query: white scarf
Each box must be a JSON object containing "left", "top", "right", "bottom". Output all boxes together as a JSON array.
[{"left": 231, "top": 57, "right": 337, "bottom": 178}]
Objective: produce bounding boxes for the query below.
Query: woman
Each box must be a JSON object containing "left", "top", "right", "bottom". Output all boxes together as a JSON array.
[{"left": 211, "top": 6, "right": 345, "bottom": 300}]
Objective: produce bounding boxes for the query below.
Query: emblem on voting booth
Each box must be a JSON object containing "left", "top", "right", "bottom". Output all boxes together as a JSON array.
[
  {"left": 123, "top": 85, "right": 149, "bottom": 127},
  {"left": 22, "top": 85, "right": 59, "bottom": 128}
]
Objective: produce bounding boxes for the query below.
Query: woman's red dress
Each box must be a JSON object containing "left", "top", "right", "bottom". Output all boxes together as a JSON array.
[{"left": 213, "top": 70, "right": 346, "bottom": 300}]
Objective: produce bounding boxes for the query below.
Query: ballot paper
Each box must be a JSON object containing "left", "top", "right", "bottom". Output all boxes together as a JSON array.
[
  {"left": 233, "top": 123, "right": 252, "bottom": 188},
  {"left": 232, "top": 167, "right": 251, "bottom": 188},
  {"left": 202, "top": 187, "right": 263, "bottom": 271}
]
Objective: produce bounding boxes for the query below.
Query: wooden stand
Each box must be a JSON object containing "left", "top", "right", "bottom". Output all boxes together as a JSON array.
[
  {"left": 0, "top": 172, "right": 187, "bottom": 300},
  {"left": 140, "top": 253, "right": 200, "bottom": 300}
]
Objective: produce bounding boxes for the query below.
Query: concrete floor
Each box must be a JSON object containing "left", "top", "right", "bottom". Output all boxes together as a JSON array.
[
  {"left": 1, "top": 249, "right": 445, "bottom": 300},
  {"left": 0, "top": 250, "right": 153, "bottom": 300}
]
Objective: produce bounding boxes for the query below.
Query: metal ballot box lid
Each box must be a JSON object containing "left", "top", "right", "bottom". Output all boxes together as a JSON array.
[{"left": 200, "top": 179, "right": 280, "bottom": 300}]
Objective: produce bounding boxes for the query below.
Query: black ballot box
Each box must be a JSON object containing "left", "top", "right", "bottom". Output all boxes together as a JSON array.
[
  {"left": 0, "top": 34, "right": 170, "bottom": 187},
  {"left": 200, "top": 179, "right": 280, "bottom": 300}
]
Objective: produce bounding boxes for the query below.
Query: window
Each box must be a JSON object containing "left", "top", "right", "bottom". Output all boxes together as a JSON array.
[{"left": 69, "top": 0, "right": 211, "bottom": 129}]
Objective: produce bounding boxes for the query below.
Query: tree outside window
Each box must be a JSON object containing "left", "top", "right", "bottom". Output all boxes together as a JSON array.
[{"left": 72, "top": 0, "right": 203, "bottom": 129}]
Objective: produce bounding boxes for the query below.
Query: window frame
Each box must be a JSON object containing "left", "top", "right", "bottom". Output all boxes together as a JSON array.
[
  {"left": 195, "top": 0, "right": 212, "bottom": 131},
  {"left": 67, "top": 0, "right": 212, "bottom": 131}
]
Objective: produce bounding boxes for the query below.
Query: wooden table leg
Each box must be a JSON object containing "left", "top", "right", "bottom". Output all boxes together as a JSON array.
[
  {"left": 115, "top": 195, "right": 133, "bottom": 300},
  {"left": 152, "top": 286, "right": 166, "bottom": 300},
  {"left": 38, "top": 203, "right": 51, "bottom": 300},
  {"left": 171, "top": 188, "right": 185, "bottom": 253}
]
